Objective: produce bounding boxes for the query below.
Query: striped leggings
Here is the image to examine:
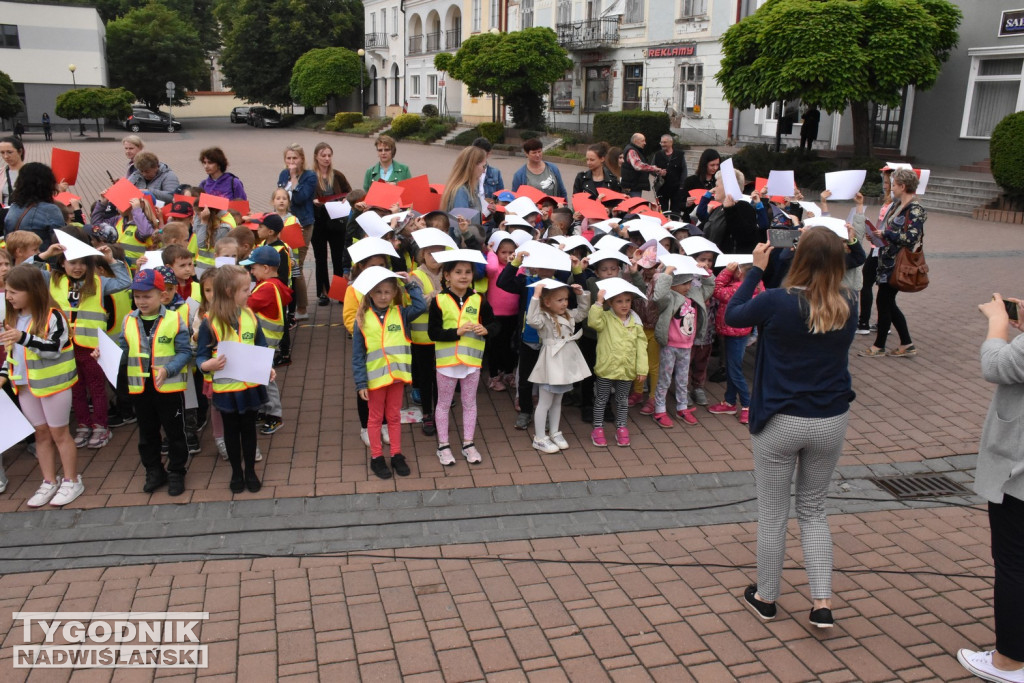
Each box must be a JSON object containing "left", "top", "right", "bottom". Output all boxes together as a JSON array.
[
  {"left": 593, "top": 377, "right": 631, "bottom": 429},
  {"left": 751, "top": 411, "right": 849, "bottom": 602},
  {"left": 435, "top": 370, "right": 480, "bottom": 446}
]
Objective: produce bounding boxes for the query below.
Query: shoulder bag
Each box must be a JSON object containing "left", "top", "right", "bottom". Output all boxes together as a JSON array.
[{"left": 888, "top": 204, "right": 929, "bottom": 292}]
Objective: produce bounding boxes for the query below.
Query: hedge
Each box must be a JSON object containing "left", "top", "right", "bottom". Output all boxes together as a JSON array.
[
  {"left": 323, "top": 111, "right": 363, "bottom": 131},
  {"left": 478, "top": 121, "right": 504, "bottom": 144},
  {"left": 390, "top": 113, "right": 422, "bottom": 138},
  {"left": 592, "top": 111, "right": 670, "bottom": 154},
  {"left": 991, "top": 111, "right": 1024, "bottom": 197}
]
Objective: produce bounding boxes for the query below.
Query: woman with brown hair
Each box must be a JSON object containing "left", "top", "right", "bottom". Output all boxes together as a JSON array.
[
  {"left": 276, "top": 144, "right": 317, "bottom": 313},
  {"left": 724, "top": 228, "right": 858, "bottom": 629},
  {"left": 311, "top": 142, "right": 352, "bottom": 307}
]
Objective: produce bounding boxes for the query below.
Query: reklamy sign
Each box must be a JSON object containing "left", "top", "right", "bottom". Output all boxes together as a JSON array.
[
  {"left": 646, "top": 44, "right": 697, "bottom": 58},
  {"left": 1000, "top": 9, "right": 1024, "bottom": 37}
]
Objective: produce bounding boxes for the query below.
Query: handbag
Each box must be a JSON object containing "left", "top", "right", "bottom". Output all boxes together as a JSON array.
[{"left": 890, "top": 240, "right": 929, "bottom": 292}]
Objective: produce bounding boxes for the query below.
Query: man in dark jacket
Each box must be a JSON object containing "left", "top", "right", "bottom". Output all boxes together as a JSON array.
[
  {"left": 653, "top": 134, "right": 687, "bottom": 214},
  {"left": 620, "top": 133, "right": 666, "bottom": 198}
]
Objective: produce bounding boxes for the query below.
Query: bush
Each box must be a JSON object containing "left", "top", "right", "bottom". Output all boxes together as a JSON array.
[
  {"left": 350, "top": 117, "right": 391, "bottom": 135},
  {"left": 390, "top": 113, "right": 422, "bottom": 138},
  {"left": 421, "top": 104, "right": 439, "bottom": 117},
  {"left": 547, "top": 127, "right": 591, "bottom": 146},
  {"left": 448, "top": 126, "right": 482, "bottom": 146},
  {"left": 478, "top": 121, "right": 504, "bottom": 144},
  {"left": 516, "top": 129, "right": 541, "bottom": 142},
  {"left": 407, "top": 116, "right": 456, "bottom": 143},
  {"left": 991, "top": 111, "right": 1024, "bottom": 197},
  {"left": 592, "top": 111, "right": 670, "bottom": 154}
]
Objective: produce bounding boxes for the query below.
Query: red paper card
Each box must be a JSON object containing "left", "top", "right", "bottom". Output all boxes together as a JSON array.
[
  {"left": 281, "top": 222, "right": 305, "bottom": 249},
  {"left": 515, "top": 185, "right": 547, "bottom": 203},
  {"left": 173, "top": 193, "right": 195, "bottom": 205},
  {"left": 615, "top": 197, "right": 650, "bottom": 213},
  {"left": 572, "top": 193, "right": 610, "bottom": 221},
  {"left": 54, "top": 192, "right": 80, "bottom": 206},
  {"left": 328, "top": 275, "right": 348, "bottom": 301},
  {"left": 688, "top": 189, "right": 708, "bottom": 201},
  {"left": 102, "top": 178, "right": 145, "bottom": 213},
  {"left": 229, "top": 200, "right": 250, "bottom": 215},
  {"left": 397, "top": 175, "right": 435, "bottom": 213},
  {"left": 198, "top": 193, "right": 230, "bottom": 211},
  {"left": 429, "top": 183, "right": 445, "bottom": 195},
  {"left": 417, "top": 192, "right": 441, "bottom": 214},
  {"left": 755, "top": 177, "right": 769, "bottom": 194},
  {"left": 596, "top": 189, "right": 626, "bottom": 202},
  {"left": 50, "top": 148, "right": 80, "bottom": 186},
  {"left": 364, "top": 182, "right": 405, "bottom": 210}
]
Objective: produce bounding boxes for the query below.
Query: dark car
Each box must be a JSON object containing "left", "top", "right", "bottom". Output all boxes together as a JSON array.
[
  {"left": 230, "top": 106, "right": 250, "bottom": 124},
  {"left": 247, "top": 106, "right": 281, "bottom": 128},
  {"left": 124, "top": 108, "right": 182, "bottom": 133}
]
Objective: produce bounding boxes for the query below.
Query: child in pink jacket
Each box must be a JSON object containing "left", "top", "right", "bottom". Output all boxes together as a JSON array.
[
  {"left": 707, "top": 262, "right": 763, "bottom": 424},
  {"left": 485, "top": 234, "right": 521, "bottom": 391}
]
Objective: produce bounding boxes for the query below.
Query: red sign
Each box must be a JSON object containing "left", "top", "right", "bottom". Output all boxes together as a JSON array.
[{"left": 646, "top": 44, "right": 697, "bottom": 58}]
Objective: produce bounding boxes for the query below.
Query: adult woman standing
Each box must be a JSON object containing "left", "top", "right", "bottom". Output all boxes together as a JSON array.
[
  {"left": 859, "top": 168, "right": 923, "bottom": 358},
  {"left": 572, "top": 144, "right": 622, "bottom": 200},
  {"left": 441, "top": 146, "right": 488, "bottom": 214},
  {"left": 957, "top": 293, "right": 1024, "bottom": 683},
  {"left": 277, "top": 144, "right": 317, "bottom": 314},
  {"left": 681, "top": 149, "right": 721, "bottom": 221},
  {"left": 724, "top": 229, "right": 858, "bottom": 629},
  {"left": 1, "top": 135, "right": 26, "bottom": 206},
  {"left": 198, "top": 147, "right": 247, "bottom": 200},
  {"left": 3, "top": 162, "right": 65, "bottom": 249},
  {"left": 362, "top": 135, "right": 411, "bottom": 190},
  {"left": 122, "top": 135, "right": 144, "bottom": 178},
  {"left": 511, "top": 138, "right": 567, "bottom": 199},
  {"left": 310, "top": 142, "right": 352, "bottom": 307}
]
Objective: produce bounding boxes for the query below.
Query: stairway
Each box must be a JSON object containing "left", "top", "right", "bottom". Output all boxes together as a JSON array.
[
  {"left": 918, "top": 174, "right": 1002, "bottom": 217},
  {"left": 434, "top": 123, "right": 475, "bottom": 146}
]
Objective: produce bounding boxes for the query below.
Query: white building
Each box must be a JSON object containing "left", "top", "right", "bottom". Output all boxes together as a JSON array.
[
  {"left": 0, "top": 1, "right": 107, "bottom": 130},
  {"left": 405, "top": 0, "right": 466, "bottom": 118},
  {"left": 363, "top": 0, "right": 405, "bottom": 117}
]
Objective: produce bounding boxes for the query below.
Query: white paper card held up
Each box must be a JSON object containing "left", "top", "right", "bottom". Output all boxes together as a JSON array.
[
  {"left": 214, "top": 341, "right": 274, "bottom": 386},
  {"left": 766, "top": 170, "right": 796, "bottom": 198},
  {"left": 824, "top": 170, "right": 867, "bottom": 200},
  {"left": 0, "top": 390, "right": 35, "bottom": 455},
  {"left": 139, "top": 251, "right": 163, "bottom": 270},
  {"left": 715, "top": 253, "right": 755, "bottom": 268},
  {"left": 797, "top": 201, "right": 823, "bottom": 217},
  {"left": 55, "top": 230, "right": 103, "bottom": 261},
  {"left": 325, "top": 200, "right": 351, "bottom": 220},
  {"left": 719, "top": 158, "right": 744, "bottom": 201},
  {"left": 96, "top": 331, "right": 124, "bottom": 387},
  {"left": 215, "top": 256, "right": 236, "bottom": 268},
  {"left": 916, "top": 169, "right": 931, "bottom": 195}
]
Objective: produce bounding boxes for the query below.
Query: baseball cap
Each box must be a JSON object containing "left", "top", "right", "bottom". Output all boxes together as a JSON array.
[
  {"left": 156, "top": 265, "right": 178, "bottom": 286},
  {"left": 259, "top": 213, "right": 284, "bottom": 233},
  {"left": 168, "top": 201, "right": 194, "bottom": 218},
  {"left": 131, "top": 269, "right": 165, "bottom": 291},
  {"left": 496, "top": 191, "right": 515, "bottom": 202},
  {"left": 90, "top": 222, "right": 119, "bottom": 244},
  {"left": 240, "top": 245, "right": 281, "bottom": 267}
]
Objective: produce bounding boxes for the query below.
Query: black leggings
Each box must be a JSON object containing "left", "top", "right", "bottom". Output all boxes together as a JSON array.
[
  {"left": 990, "top": 494, "right": 1024, "bottom": 661},
  {"left": 873, "top": 283, "right": 911, "bottom": 349},
  {"left": 312, "top": 224, "right": 346, "bottom": 298},
  {"left": 220, "top": 410, "right": 258, "bottom": 477},
  {"left": 487, "top": 315, "right": 519, "bottom": 376},
  {"left": 517, "top": 345, "right": 541, "bottom": 414},
  {"left": 859, "top": 255, "right": 877, "bottom": 327},
  {"left": 411, "top": 343, "right": 437, "bottom": 419},
  {"left": 593, "top": 377, "right": 631, "bottom": 429}
]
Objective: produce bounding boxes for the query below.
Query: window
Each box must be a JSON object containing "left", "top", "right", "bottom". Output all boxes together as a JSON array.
[
  {"left": 962, "top": 49, "right": 1024, "bottom": 138},
  {"left": 623, "top": 64, "right": 643, "bottom": 110},
  {"left": 586, "top": 0, "right": 601, "bottom": 20},
  {"left": 584, "top": 65, "right": 612, "bottom": 113},
  {"left": 557, "top": 0, "right": 571, "bottom": 24},
  {"left": 0, "top": 24, "right": 19, "bottom": 48},
  {"left": 681, "top": 0, "right": 707, "bottom": 17},
  {"left": 411, "top": 75, "right": 421, "bottom": 96},
  {"left": 521, "top": 0, "right": 534, "bottom": 28},
  {"left": 371, "top": 12, "right": 376, "bottom": 32},
  {"left": 624, "top": 0, "right": 644, "bottom": 23},
  {"left": 551, "top": 74, "right": 573, "bottom": 111},
  {"left": 680, "top": 63, "right": 703, "bottom": 114},
  {"left": 473, "top": 0, "right": 481, "bottom": 32},
  {"left": 392, "top": 8, "right": 398, "bottom": 33},
  {"left": 428, "top": 75, "right": 438, "bottom": 96},
  {"left": 381, "top": 9, "right": 387, "bottom": 35},
  {"left": 490, "top": 0, "right": 499, "bottom": 29}
]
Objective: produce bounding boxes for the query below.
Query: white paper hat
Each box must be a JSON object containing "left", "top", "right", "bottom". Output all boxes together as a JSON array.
[
  {"left": 509, "top": 228, "right": 534, "bottom": 247},
  {"left": 351, "top": 266, "right": 406, "bottom": 295},
  {"left": 680, "top": 236, "right": 723, "bottom": 256},
  {"left": 560, "top": 235, "right": 595, "bottom": 254},
  {"left": 505, "top": 196, "right": 541, "bottom": 217},
  {"left": 433, "top": 248, "right": 487, "bottom": 266},
  {"left": 518, "top": 241, "right": 571, "bottom": 272},
  {"left": 803, "top": 216, "right": 849, "bottom": 240},
  {"left": 487, "top": 230, "right": 514, "bottom": 251},
  {"left": 412, "top": 227, "right": 458, "bottom": 250},
  {"left": 590, "top": 218, "right": 620, "bottom": 235},
  {"left": 587, "top": 249, "right": 631, "bottom": 266},
  {"left": 381, "top": 210, "right": 411, "bottom": 225},
  {"left": 546, "top": 235, "right": 567, "bottom": 245},
  {"left": 593, "top": 235, "right": 630, "bottom": 253},
  {"left": 622, "top": 219, "right": 646, "bottom": 233},
  {"left": 714, "top": 253, "right": 755, "bottom": 268},
  {"left": 660, "top": 253, "right": 705, "bottom": 277},
  {"left": 638, "top": 224, "right": 673, "bottom": 244},
  {"left": 640, "top": 240, "right": 671, "bottom": 259},
  {"left": 663, "top": 220, "right": 691, "bottom": 233},
  {"left": 635, "top": 213, "right": 664, "bottom": 225},
  {"left": 596, "top": 277, "right": 647, "bottom": 301},
  {"left": 348, "top": 236, "right": 399, "bottom": 264},
  {"left": 502, "top": 214, "right": 535, "bottom": 229},
  {"left": 527, "top": 278, "right": 569, "bottom": 289},
  {"left": 356, "top": 211, "right": 395, "bottom": 239}
]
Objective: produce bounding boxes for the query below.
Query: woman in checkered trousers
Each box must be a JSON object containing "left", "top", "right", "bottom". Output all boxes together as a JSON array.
[{"left": 723, "top": 228, "right": 859, "bottom": 629}]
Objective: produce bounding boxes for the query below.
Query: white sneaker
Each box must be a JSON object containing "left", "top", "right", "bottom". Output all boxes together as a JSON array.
[
  {"left": 27, "top": 478, "right": 62, "bottom": 507},
  {"left": 295, "top": 312, "right": 309, "bottom": 321},
  {"left": 958, "top": 649, "right": 1024, "bottom": 683},
  {"left": 436, "top": 444, "right": 455, "bottom": 466},
  {"left": 215, "top": 437, "right": 227, "bottom": 460},
  {"left": 532, "top": 435, "right": 560, "bottom": 454},
  {"left": 74, "top": 425, "right": 92, "bottom": 448},
  {"left": 360, "top": 428, "right": 370, "bottom": 447},
  {"left": 550, "top": 432, "right": 570, "bottom": 450},
  {"left": 255, "top": 446, "right": 263, "bottom": 462},
  {"left": 382, "top": 425, "right": 390, "bottom": 445},
  {"left": 50, "top": 475, "right": 85, "bottom": 506}
]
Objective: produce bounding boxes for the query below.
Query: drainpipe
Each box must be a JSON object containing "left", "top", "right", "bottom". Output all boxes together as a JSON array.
[
  {"left": 401, "top": 0, "right": 407, "bottom": 114},
  {"left": 726, "top": 0, "right": 743, "bottom": 142}
]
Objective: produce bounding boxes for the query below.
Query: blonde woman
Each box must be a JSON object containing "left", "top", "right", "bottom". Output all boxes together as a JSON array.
[
  {"left": 311, "top": 142, "right": 352, "bottom": 306},
  {"left": 276, "top": 144, "right": 317, "bottom": 316},
  {"left": 440, "top": 146, "right": 487, "bottom": 214}
]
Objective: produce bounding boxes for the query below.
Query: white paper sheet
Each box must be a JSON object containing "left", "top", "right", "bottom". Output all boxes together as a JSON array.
[
  {"left": 215, "top": 256, "right": 236, "bottom": 268},
  {"left": 96, "top": 331, "right": 123, "bottom": 387},
  {"left": 803, "top": 216, "right": 849, "bottom": 240},
  {"left": 325, "top": 200, "right": 352, "bottom": 220},
  {"left": 916, "top": 169, "right": 931, "bottom": 195},
  {"left": 797, "top": 201, "right": 823, "bottom": 218},
  {"left": 766, "top": 170, "right": 796, "bottom": 198},
  {"left": 55, "top": 230, "right": 103, "bottom": 261},
  {"left": 213, "top": 341, "right": 274, "bottom": 386},
  {"left": 0, "top": 390, "right": 35, "bottom": 454},
  {"left": 719, "top": 158, "right": 744, "bottom": 201},
  {"left": 824, "top": 170, "right": 867, "bottom": 200},
  {"left": 715, "top": 253, "right": 755, "bottom": 267},
  {"left": 139, "top": 251, "right": 163, "bottom": 270}
]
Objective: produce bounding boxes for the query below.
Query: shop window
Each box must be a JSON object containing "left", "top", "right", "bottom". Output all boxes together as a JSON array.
[
  {"left": 623, "top": 64, "right": 643, "bottom": 110},
  {"left": 680, "top": 63, "right": 703, "bottom": 114},
  {"left": 585, "top": 65, "right": 612, "bottom": 113}
]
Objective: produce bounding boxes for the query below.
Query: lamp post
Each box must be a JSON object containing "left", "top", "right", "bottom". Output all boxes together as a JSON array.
[
  {"left": 68, "top": 64, "right": 86, "bottom": 136},
  {"left": 358, "top": 49, "right": 366, "bottom": 114},
  {"left": 489, "top": 27, "right": 500, "bottom": 123}
]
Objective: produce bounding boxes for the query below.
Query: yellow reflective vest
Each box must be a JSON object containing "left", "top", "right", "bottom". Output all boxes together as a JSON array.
[
  {"left": 6, "top": 309, "right": 78, "bottom": 397},
  {"left": 107, "top": 289, "right": 133, "bottom": 335},
  {"left": 196, "top": 212, "right": 237, "bottom": 269},
  {"left": 49, "top": 274, "right": 106, "bottom": 349},
  {"left": 208, "top": 308, "right": 260, "bottom": 393},
  {"left": 408, "top": 269, "right": 437, "bottom": 345},
  {"left": 434, "top": 292, "right": 485, "bottom": 368},
  {"left": 251, "top": 280, "right": 285, "bottom": 349},
  {"left": 123, "top": 311, "right": 187, "bottom": 394},
  {"left": 362, "top": 306, "right": 412, "bottom": 389},
  {"left": 116, "top": 217, "right": 152, "bottom": 267}
]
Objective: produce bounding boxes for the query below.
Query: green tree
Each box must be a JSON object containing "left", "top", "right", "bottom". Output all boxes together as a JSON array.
[
  {"left": 106, "top": 3, "right": 209, "bottom": 110},
  {"left": 289, "top": 47, "right": 365, "bottom": 112},
  {"left": 717, "top": 0, "right": 961, "bottom": 157},
  {"left": 217, "top": 0, "right": 363, "bottom": 106},
  {"left": 0, "top": 70, "right": 23, "bottom": 122},
  {"left": 441, "top": 27, "right": 572, "bottom": 130},
  {"left": 55, "top": 87, "right": 135, "bottom": 138}
]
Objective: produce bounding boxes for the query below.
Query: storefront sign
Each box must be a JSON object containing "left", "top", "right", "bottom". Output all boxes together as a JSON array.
[
  {"left": 646, "top": 43, "right": 697, "bottom": 58},
  {"left": 1000, "top": 9, "right": 1024, "bottom": 37}
]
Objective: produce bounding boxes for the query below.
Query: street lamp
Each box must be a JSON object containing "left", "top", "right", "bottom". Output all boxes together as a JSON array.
[
  {"left": 488, "top": 28, "right": 500, "bottom": 123},
  {"left": 68, "top": 64, "right": 86, "bottom": 136},
  {"left": 357, "top": 49, "right": 365, "bottom": 114}
]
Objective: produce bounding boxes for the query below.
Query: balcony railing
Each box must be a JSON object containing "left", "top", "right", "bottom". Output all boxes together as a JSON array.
[
  {"left": 425, "top": 31, "right": 441, "bottom": 52},
  {"left": 409, "top": 34, "right": 423, "bottom": 54},
  {"left": 445, "top": 28, "right": 461, "bottom": 50},
  {"left": 556, "top": 17, "right": 619, "bottom": 49},
  {"left": 365, "top": 32, "right": 388, "bottom": 49}
]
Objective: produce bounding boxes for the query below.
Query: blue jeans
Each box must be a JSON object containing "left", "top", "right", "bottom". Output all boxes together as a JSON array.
[{"left": 724, "top": 335, "right": 750, "bottom": 407}]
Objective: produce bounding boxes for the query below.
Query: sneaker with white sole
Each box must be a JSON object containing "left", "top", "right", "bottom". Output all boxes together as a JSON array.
[
  {"left": 86, "top": 426, "right": 112, "bottom": 449},
  {"left": 957, "top": 649, "right": 1024, "bottom": 683},
  {"left": 215, "top": 437, "right": 227, "bottom": 460},
  {"left": 532, "top": 435, "right": 559, "bottom": 454},
  {"left": 73, "top": 425, "right": 92, "bottom": 448},
  {"left": 255, "top": 447, "right": 263, "bottom": 462},
  {"left": 50, "top": 475, "right": 85, "bottom": 506},
  {"left": 550, "top": 432, "right": 569, "bottom": 450},
  {"left": 360, "top": 428, "right": 370, "bottom": 447},
  {"left": 382, "top": 425, "right": 390, "bottom": 445},
  {"left": 27, "top": 479, "right": 61, "bottom": 507},
  {"left": 437, "top": 444, "right": 456, "bottom": 466},
  {"left": 461, "top": 442, "right": 482, "bottom": 464}
]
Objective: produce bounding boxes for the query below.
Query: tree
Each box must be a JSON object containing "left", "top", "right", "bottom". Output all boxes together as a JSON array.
[
  {"left": 441, "top": 27, "right": 572, "bottom": 130},
  {"left": 717, "top": 0, "right": 961, "bottom": 157},
  {"left": 0, "top": 70, "right": 22, "bottom": 122},
  {"left": 106, "top": 3, "right": 209, "bottom": 110},
  {"left": 217, "top": 0, "right": 363, "bottom": 106},
  {"left": 55, "top": 87, "right": 135, "bottom": 138},
  {"left": 290, "top": 48, "right": 365, "bottom": 112}
]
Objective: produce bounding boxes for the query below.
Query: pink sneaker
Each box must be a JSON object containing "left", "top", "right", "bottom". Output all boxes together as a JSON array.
[
  {"left": 627, "top": 392, "right": 644, "bottom": 407},
  {"left": 488, "top": 375, "right": 506, "bottom": 392},
  {"left": 652, "top": 412, "right": 674, "bottom": 428},
  {"left": 591, "top": 428, "right": 607, "bottom": 447},
  {"left": 615, "top": 427, "right": 630, "bottom": 447},
  {"left": 639, "top": 398, "right": 655, "bottom": 415},
  {"left": 677, "top": 408, "right": 699, "bottom": 425},
  {"left": 739, "top": 407, "right": 749, "bottom": 425},
  {"left": 708, "top": 401, "right": 737, "bottom": 415}
]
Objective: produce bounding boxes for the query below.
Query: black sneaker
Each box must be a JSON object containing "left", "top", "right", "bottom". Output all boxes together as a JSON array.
[
  {"left": 229, "top": 474, "right": 244, "bottom": 493},
  {"left": 109, "top": 412, "right": 136, "bottom": 428},
  {"left": 421, "top": 414, "right": 436, "bottom": 437},
  {"left": 244, "top": 469, "right": 262, "bottom": 493},
  {"left": 809, "top": 608, "right": 834, "bottom": 628},
  {"left": 256, "top": 412, "right": 267, "bottom": 426},
  {"left": 260, "top": 418, "right": 282, "bottom": 435},
  {"left": 143, "top": 468, "right": 167, "bottom": 493},
  {"left": 274, "top": 355, "right": 292, "bottom": 367},
  {"left": 194, "top": 415, "right": 208, "bottom": 434},
  {"left": 391, "top": 454, "right": 410, "bottom": 477},
  {"left": 318, "top": 295, "right": 330, "bottom": 306},
  {"left": 370, "top": 456, "right": 393, "bottom": 480},
  {"left": 743, "top": 585, "right": 776, "bottom": 621},
  {"left": 167, "top": 472, "right": 185, "bottom": 497},
  {"left": 709, "top": 367, "right": 727, "bottom": 383}
]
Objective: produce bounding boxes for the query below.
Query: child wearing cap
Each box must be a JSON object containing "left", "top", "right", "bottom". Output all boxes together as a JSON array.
[
  {"left": 242, "top": 246, "right": 292, "bottom": 435},
  {"left": 255, "top": 213, "right": 295, "bottom": 366},
  {"left": 709, "top": 261, "right": 764, "bottom": 425},
  {"left": 484, "top": 232, "right": 520, "bottom": 393},
  {"left": 651, "top": 266, "right": 701, "bottom": 427},
  {"left": 113, "top": 268, "right": 193, "bottom": 496},
  {"left": 156, "top": 265, "right": 203, "bottom": 456},
  {"left": 680, "top": 240, "right": 720, "bottom": 407}
]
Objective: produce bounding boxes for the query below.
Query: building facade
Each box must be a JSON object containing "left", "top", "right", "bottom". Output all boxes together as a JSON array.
[{"left": 363, "top": 0, "right": 406, "bottom": 118}]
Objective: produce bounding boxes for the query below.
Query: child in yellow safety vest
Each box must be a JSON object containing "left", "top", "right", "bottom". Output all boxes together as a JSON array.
[
  {"left": 408, "top": 238, "right": 446, "bottom": 438},
  {"left": 255, "top": 213, "right": 295, "bottom": 366},
  {"left": 0, "top": 265, "right": 82, "bottom": 507},
  {"left": 155, "top": 265, "right": 202, "bottom": 457},
  {"left": 427, "top": 250, "right": 497, "bottom": 467},
  {"left": 351, "top": 266, "right": 425, "bottom": 480},
  {"left": 112, "top": 268, "right": 193, "bottom": 497},
  {"left": 115, "top": 197, "right": 160, "bottom": 270}
]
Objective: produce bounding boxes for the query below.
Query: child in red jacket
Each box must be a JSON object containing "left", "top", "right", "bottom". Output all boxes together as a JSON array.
[
  {"left": 707, "top": 261, "right": 763, "bottom": 424},
  {"left": 242, "top": 246, "right": 293, "bottom": 435}
]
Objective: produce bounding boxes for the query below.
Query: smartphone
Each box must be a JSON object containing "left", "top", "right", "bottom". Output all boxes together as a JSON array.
[
  {"left": 1005, "top": 300, "right": 1019, "bottom": 322},
  {"left": 768, "top": 229, "right": 799, "bottom": 248}
]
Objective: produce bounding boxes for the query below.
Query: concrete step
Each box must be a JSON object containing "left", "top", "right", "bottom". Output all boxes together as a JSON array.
[
  {"left": 434, "top": 123, "right": 474, "bottom": 146},
  {"left": 918, "top": 197, "right": 984, "bottom": 216},
  {"left": 926, "top": 177, "right": 999, "bottom": 192}
]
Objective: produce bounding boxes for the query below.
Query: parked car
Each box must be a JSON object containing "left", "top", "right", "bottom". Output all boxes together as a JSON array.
[
  {"left": 230, "top": 106, "right": 250, "bottom": 124},
  {"left": 124, "top": 108, "right": 182, "bottom": 133},
  {"left": 247, "top": 107, "right": 281, "bottom": 128}
]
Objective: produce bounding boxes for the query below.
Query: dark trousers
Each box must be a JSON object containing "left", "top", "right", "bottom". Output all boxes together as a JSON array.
[
  {"left": 517, "top": 344, "right": 541, "bottom": 414},
  {"left": 136, "top": 380, "right": 188, "bottom": 474},
  {"left": 114, "top": 363, "right": 134, "bottom": 418},
  {"left": 220, "top": 410, "right": 258, "bottom": 478},
  {"left": 990, "top": 494, "right": 1024, "bottom": 661},
  {"left": 312, "top": 224, "right": 346, "bottom": 298},
  {"left": 411, "top": 343, "right": 438, "bottom": 420},
  {"left": 357, "top": 393, "right": 369, "bottom": 428},
  {"left": 873, "top": 283, "right": 911, "bottom": 349},
  {"left": 859, "top": 255, "right": 878, "bottom": 327},
  {"left": 487, "top": 315, "right": 519, "bottom": 376},
  {"left": 689, "top": 343, "right": 713, "bottom": 390},
  {"left": 578, "top": 335, "right": 597, "bottom": 409},
  {"left": 658, "top": 190, "right": 685, "bottom": 215},
  {"left": 192, "top": 368, "right": 209, "bottom": 420}
]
